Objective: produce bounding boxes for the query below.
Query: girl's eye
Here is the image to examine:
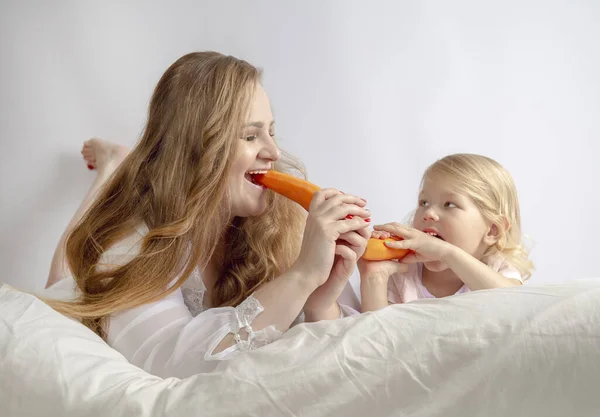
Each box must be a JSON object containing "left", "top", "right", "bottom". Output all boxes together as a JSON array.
[
  {"left": 444, "top": 202, "right": 457, "bottom": 208},
  {"left": 419, "top": 200, "right": 429, "bottom": 207}
]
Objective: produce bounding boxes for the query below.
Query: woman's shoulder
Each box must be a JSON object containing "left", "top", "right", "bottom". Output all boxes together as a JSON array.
[{"left": 98, "top": 222, "right": 148, "bottom": 269}]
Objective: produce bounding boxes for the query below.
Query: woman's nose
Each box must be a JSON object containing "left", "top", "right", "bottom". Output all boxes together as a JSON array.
[{"left": 259, "top": 136, "right": 281, "bottom": 162}]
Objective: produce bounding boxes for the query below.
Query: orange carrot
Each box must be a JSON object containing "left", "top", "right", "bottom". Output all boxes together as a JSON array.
[
  {"left": 253, "top": 170, "right": 320, "bottom": 211},
  {"left": 253, "top": 171, "right": 409, "bottom": 261},
  {"left": 362, "top": 236, "right": 409, "bottom": 261}
]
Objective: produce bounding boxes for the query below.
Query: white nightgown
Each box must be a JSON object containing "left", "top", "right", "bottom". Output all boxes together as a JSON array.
[{"left": 46, "top": 223, "right": 360, "bottom": 377}]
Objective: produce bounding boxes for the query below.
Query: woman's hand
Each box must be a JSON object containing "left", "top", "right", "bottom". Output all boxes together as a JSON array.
[
  {"left": 293, "top": 188, "right": 370, "bottom": 286},
  {"left": 304, "top": 223, "right": 371, "bottom": 320},
  {"left": 292, "top": 188, "right": 370, "bottom": 320},
  {"left": 329, "top": 223, "right": 371, "bottom": 285}
]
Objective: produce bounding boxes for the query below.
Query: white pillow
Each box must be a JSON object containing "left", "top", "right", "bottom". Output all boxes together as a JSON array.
[{"left": 1, "top": 281, "right": 600, "bottom": 416}]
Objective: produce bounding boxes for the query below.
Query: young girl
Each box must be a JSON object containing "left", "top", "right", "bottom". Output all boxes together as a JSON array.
[{"left": 359, "top": 153, "right": 534, "bottom": 311}]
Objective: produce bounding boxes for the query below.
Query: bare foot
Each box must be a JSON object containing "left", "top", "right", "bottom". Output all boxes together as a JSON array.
[{"left": 81, "top": 138, "right": 130, "bottom": 176}]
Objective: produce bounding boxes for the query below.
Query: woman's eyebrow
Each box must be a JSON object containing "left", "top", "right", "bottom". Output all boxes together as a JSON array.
[{"left": 245, "top": 121, "right": 275, "bottom": 128}]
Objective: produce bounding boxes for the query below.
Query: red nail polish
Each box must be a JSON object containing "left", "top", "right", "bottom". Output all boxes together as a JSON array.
[
  {"left": 365, "top": 218, "right": 371, "bottom": 222},
  {"left": 87, "top": 164, "right": 94, "bottom": 170},
  {"left": 346, "top": 215, "right": 354, "bottom": 220}
]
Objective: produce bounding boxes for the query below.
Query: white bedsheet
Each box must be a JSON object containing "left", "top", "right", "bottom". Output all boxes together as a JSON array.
[{"left": 1, "top": 280, "right": 599, "bottom": 416}]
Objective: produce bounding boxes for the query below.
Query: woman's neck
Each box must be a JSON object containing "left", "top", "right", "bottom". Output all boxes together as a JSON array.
[{"left": 421, "top": 266, "right": 465, "bottom": 298}]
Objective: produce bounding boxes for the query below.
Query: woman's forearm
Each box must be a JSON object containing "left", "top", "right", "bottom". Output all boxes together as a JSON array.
[{"left": 214, "top": 267, "right": 315, "bottom": 352}]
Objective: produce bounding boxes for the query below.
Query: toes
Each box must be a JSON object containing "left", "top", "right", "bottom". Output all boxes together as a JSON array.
[
  {"left": 81, "top": 139, "right": 101, "bottom": 171},
  {"left": 82, "top": 152, "right": 96, "bottom": 166},
  {"left": 82, "top": 137, "right": 100, "bottom": 151}
]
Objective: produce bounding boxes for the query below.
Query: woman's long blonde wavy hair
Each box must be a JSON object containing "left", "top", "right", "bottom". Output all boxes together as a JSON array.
[
  {"left": 422, "top": 153, "right": 534, "bottom": 279},
  {"left": 45, "top": 52, "right": 306, "bottom": 337}
]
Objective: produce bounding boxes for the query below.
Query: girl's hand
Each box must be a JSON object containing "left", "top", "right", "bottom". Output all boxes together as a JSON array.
[
  {"left": 357, "top": 231, "right": 408, "bottom": 312},
  {"left": 357, "top": 257, "right": 408, "bottom": 284},
  {"left": 373, "top": 223, "right": 454, "bottom": 264},
  {"left": 357, "top": 229, "right": 409, "bottom": 283}
]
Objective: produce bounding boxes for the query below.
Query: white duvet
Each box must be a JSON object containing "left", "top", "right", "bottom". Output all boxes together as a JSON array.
[{"left": 1, "top": 280, "right": 599, "bottom": 417}]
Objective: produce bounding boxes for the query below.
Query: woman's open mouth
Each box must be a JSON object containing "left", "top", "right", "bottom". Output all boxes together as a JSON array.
[{"left": 245, "top": 170, "right": 268, "bottom": 188}]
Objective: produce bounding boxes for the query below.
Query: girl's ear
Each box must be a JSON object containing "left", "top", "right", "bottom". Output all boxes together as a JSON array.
[{"left": 484, "top": 217, "right": 510, "bottom": 246}]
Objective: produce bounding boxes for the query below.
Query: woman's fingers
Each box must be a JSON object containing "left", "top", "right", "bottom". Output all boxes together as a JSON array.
[
  {"left": 335, "top": 244, "right": 358, "bottom": 261},
  {"left": 312, "top": 189, "right": 367, "bottom": 213},
  {"left": 338, "top": 231, "right": 367, "bottom": 248},
  {"left": 336, "top": 217, "right": 371, "bottom": 235},
  {"left": 327, "top": 203, "right": 370, "bottom": 221},
  {"left": 356, "top": 225, "right": 371, "bottom": 240}
]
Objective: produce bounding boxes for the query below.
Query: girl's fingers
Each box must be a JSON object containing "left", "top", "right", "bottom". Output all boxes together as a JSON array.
[
  {"left": 384, "top": 239, "right": 411, "bottom": 250},
  {"left": 371, "top": 230, "right": 390, "bottom": 239},
  {"left": 374, "top": 223, "right": 412, "bottom": 238}
]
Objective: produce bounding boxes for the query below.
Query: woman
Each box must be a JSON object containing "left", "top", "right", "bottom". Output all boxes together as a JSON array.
[{"left": 44, "top": 51, "right": 371, "bottom": 377}]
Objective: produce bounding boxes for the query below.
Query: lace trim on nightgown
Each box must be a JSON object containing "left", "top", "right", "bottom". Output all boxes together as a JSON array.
[
  {"left": 182, "top": 269, "right": 282, "bottom": 351},
  {"left": 181, "top": 269, "right": 206, "bottom": 317},
  {"left": 230, "top": 294, "right": 283, "bottom": 351}
]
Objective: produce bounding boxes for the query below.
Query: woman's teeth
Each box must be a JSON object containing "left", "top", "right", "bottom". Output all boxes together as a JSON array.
[{"left": 246, "top": 170, "right": 268, "bottom": 185}]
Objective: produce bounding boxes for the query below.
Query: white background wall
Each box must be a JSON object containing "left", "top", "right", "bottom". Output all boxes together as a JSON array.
[{"left": 1, "top": 0, "right": 598, "bottom": 292}]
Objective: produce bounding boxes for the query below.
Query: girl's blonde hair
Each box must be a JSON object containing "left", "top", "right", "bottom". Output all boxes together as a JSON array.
[
  {"left": 422, "top": 153, "right": 534, "bottom": 279},
  {"left": 45, "top": 52, "right": 306, "bottom": 337}
]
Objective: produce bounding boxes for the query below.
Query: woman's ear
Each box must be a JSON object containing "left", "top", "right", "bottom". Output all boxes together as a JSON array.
[{"left": 484, "top": 218, "right": 510, "bottom": 246}]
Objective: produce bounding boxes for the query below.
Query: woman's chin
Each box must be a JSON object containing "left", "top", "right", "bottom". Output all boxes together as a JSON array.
[{"left": 232, "top": 199, "right": 268, "bottom": 218}]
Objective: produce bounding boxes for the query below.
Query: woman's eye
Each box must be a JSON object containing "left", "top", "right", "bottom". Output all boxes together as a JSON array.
[
  {"left": 269, "top": 132, "right": 276, "bottom": 138},
  {"left": 245, "top": 135, "right": 258, "bottom": 142}
]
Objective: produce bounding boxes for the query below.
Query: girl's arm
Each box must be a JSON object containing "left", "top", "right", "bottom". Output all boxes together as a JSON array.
[
  {"left": 442, "top": 246, "right": 522, "bottom": 290},
  {"left": 360, "top": 274, "right": 390, "bottom": 312},
  {"left": 375, "top": 223, "right": 522, "bottom": 291},
  {"left": 358, "top": 257, "right": 408, "bottom": 312}
]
